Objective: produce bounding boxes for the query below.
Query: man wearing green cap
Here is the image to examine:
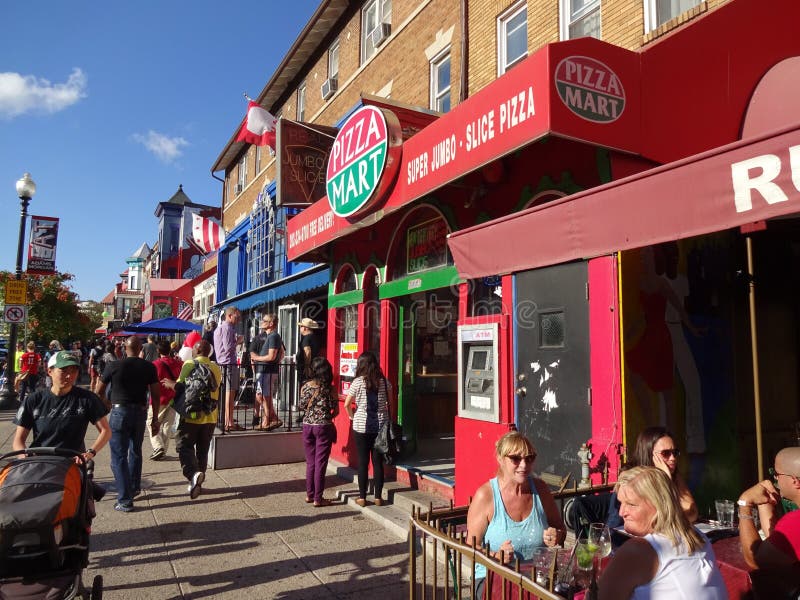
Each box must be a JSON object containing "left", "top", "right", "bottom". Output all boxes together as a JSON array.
[{"left": 12, "top": 350, "right": 111, "bottom": 465}]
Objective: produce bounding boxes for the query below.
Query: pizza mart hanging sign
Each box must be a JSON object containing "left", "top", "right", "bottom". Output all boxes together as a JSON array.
[{"left": 326, "top": 105, "right": 402, "bottom": 218}]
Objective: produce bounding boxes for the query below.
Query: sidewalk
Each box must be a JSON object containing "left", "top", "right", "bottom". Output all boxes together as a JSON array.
[{"left": 0, "top": 408, "right": 411, "bottom": 599}]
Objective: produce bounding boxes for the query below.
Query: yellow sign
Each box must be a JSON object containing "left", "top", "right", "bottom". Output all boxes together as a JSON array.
[{"left": 4, "top": 280, "right": 27, "bottom": 305}]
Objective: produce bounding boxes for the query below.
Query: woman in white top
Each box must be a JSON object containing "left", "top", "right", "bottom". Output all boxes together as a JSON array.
[
  {"left": 598, "top": 466, "right": 727, "bottom": 600},
  {"left": 345, "top": 351, "right": 391, "bottom": 507}
]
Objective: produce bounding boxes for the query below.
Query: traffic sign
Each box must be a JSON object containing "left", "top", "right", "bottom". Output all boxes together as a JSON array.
[
  {"left": 4, "top": 280, "right": 27, "bottom": 305},
  {"left": 3, "top": 305, "right": 27, "bottom": 324}
]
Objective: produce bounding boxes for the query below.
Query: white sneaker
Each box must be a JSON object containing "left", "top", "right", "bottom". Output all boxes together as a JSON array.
[{"left": 188, "top": 471, "right": 205, "bottom": 499}]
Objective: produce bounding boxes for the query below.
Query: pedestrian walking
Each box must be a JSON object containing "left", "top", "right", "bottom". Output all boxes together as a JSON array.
[
  {"left": 161, "top": 340, "right": 221, "bottom": 499},
  {"left": 301, "top": 357, "right": 338, "bottom": 507},
  {"left": 148, "top": 340, "right": 183, "bottom": 460},
  {"left": 96, "top": 336, "right": 160, "bottom": 513},
  {"left": 88, "top": 339, "right": 105, "bottom": 393},
  {"left": 140, "top": 334, "right": 158, "bottom": 362},
  {"left": 16, "top": 341, "right": 42, "bottom": 402}
]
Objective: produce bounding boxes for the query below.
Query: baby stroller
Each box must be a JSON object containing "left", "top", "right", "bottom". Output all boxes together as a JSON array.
[{"left": 0, "top": 448, "right": 103, "bottom": 599}]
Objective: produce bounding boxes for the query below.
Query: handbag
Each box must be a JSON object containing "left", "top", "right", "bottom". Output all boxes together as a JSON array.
[{"left": 375, "top": 377, "right": 404, "bottom": 465}]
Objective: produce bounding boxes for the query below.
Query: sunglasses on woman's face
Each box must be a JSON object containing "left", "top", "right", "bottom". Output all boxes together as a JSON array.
[
  {"left": 506, "top": 454, "right": 536, "bottom": 465},
  {"left": 656, "top": 448, "right": 680, "bottom": 459}
]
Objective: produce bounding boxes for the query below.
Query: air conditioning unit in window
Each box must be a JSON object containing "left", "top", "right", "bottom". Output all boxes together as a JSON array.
[
  {"left": 235, "top": 183, "right": 244, "bottom": 194},
  {"left": 370, "top": 22, "right": 391, "bottom": 48},
  {"left": 321, "top": 77, "right": 338, "bottom": 101}
]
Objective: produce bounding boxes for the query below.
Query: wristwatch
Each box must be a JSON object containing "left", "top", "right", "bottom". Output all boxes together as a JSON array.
[{"left": 87, "top": 448, "right": 97, "bottom": 456}]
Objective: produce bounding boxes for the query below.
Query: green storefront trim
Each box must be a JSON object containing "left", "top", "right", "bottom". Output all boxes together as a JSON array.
[
  {"left": 379, "top": 266, "right": 461, "bottom": 299},
  {"left": 328, "top": 288, "right": 364, "bottom": 308}
]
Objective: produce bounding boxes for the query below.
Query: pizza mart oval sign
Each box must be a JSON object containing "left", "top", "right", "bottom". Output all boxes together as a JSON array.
[
  {"left": 326, "top": 105, "right": 402, "bottom": 218},
  {"left": 555, "top": 56, "right": 625, "bottom": 123}
]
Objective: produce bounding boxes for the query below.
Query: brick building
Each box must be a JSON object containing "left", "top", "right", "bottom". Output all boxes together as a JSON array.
[{"left": 213, "top": 0, "right": 797, "bottom": 508}]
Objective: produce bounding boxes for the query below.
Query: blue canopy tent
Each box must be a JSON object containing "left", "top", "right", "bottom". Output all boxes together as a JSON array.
[{"left": 124, "top": 317, "right": 202, "bottom": 333}]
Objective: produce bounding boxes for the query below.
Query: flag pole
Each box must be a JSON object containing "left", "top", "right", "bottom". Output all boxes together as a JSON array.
[{"left": 243, "top": 92, "right": 254, "bottom": 102}]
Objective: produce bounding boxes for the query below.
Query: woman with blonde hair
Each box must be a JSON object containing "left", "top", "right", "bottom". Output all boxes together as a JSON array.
[
  {"left": 466, "top": 431, "right": 565, "bottom": 599},
  {"left": 598, "top": 466, "right": 726, "bottom": 599}
]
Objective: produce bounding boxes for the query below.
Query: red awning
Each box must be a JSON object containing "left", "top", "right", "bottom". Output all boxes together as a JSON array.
[{"left": 447, "top": 123, "right": 800, "bottom": 278}]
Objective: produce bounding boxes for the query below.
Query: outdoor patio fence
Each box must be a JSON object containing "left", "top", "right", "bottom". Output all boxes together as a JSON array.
[{"left": 217, "top": 361, "right": 300, "bottom": 433}]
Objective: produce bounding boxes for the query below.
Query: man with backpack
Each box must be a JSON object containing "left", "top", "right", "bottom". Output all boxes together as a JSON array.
[
  {"left": 161, "top": 340, "right": 221, "bottom": 499},
  {"left": 250, "top": 313, "right": 284, "bottom": 431}
]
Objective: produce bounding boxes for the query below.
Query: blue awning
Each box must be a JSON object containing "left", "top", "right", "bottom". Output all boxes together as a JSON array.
[{"left": 217, "top": 266, "right": 330, "bottom": 312}]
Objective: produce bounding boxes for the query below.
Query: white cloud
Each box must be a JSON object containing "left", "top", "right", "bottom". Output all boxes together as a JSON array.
[
  {"left": 132, "top": 130, "right": 189, "bottom": 163},
  {"left": 0, "top": 68, "right": 87, "bottom": 119}
]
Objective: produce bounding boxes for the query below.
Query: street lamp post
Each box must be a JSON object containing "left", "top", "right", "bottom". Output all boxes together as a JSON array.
[{"left": 0, "top": 173, "right": 36, "bottom": 409}]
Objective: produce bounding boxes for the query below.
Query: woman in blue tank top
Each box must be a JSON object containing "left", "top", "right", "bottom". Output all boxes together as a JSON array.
[{"left": 466, "top": 431, "right": 566, "bottom": 596}]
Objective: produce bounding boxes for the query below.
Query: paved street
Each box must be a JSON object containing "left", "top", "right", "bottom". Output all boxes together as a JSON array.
[{"left": 0, "top": 408, "right": 411, "bottom": 599}]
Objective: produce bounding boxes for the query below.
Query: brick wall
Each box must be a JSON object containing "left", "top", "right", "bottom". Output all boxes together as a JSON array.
[{"left": 221, "top": 0, "right": 735, "bottom": 229}]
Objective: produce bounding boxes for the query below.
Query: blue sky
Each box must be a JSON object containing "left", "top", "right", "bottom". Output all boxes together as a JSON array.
[{"left": 0, "top": 1, "right": 319, "bottom": 302}]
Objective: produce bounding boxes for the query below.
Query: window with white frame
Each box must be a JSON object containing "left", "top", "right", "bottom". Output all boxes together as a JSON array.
[
  {"left": 430, "top": 50, "right": 451, "bottom": 113},
  {"left": 255, "top": 145, "right": 262, "bottom": 174},
  {"left": 329, "top": 41, "right": 339, "bottom": 79},
  {"left": 498, "top": 1, "right": 527, "bottom": 75},
  {"left": 297, "top": 81, "right": 306, "bottom": 121},
  {"left": 560, "top": 0, "right": 601, "bottom": 40},
  {"left": 644, "top": 0, "right": 701, "bottom": 32},
  {"left": 361, "top": 0, "right": 392, "bottom": 64},
  {"left": 237, "top": 155, "right": 247, "bottom": 194}
]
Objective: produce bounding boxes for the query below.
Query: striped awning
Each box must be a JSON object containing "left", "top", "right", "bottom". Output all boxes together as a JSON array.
[{"left": 176, "top": 304, "right": 193, "bottom": 321}]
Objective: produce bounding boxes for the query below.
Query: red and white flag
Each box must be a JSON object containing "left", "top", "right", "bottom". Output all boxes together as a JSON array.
[
  {"left": 192, "top": 213, "right": 225, "bottom": 254},
  {"left": 236, "top": 101, "right": 277, "bottom": 149}
]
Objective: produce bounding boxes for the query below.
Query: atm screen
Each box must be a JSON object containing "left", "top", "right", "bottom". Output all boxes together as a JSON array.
[{"left": 471, "top": 349, "right": 488, "bottom": 370}]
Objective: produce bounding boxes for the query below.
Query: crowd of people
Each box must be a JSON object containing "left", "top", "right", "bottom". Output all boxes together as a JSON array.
[
  {"left": 8, "top": 310, "right": 328, "bottom": 513},
  {"left": 8, "top": 316, "right": 800, "bottom": 598}
]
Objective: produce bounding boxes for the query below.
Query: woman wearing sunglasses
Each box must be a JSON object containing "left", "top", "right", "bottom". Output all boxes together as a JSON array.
[
  {"left": 608, "top": 426, "right": 698, "bottom": 527},
  {"left": 466, "top": 431, "right": 565, "bottom": 598}
]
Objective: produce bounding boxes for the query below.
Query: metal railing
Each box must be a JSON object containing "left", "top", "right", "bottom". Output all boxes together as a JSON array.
[
  {"left": 409, "top": 482, "right": 615, "bottom": 599},
  {"left": 409, "top": 503, "right": 567, "bottom": 600},
  {"left": 217, "top": 362, "right": 301, "bottom": 433}
]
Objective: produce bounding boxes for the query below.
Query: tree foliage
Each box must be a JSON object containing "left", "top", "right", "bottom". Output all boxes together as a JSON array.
[{"left": 0, "top": 271, "right": 101, "bottom": 345}]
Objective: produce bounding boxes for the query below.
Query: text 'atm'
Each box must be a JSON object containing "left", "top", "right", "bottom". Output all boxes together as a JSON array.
[{"left": 458, "top": 323, "right": 499, "bottom": 422}]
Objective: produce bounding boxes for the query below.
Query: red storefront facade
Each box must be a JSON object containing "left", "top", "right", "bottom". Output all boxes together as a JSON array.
[{"left": 289, "top": 0, "right": 800, "bottom": 505}]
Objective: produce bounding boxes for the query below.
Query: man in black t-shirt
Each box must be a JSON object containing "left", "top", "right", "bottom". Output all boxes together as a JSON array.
[
  {"left": 250, "top": 314, "right": 284, "bottom": 431},
  {"left": 13, "top": 350, "right": 110, "bottom": 462},
  {"left": 296, "top": 317, "right": 323, "bottom": 385},
  {"left": 96, "top": 337, "right": 160, "bottom": 513}
]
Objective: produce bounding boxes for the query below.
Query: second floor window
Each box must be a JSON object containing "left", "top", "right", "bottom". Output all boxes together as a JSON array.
[
  {"left": 561, "top": 0, "right": 601, "bottom": 40},
  {"left": 297, "top": 82, "right": 306, "bottom": 121},
  {"left": 255, "top": 145, "right": 262, "bottom": 174},
  {"left": 361, "top": 0, "right": 392, "bottom": 64},
  {"left": 430, "top": 50, "right": 451, "bottom": 113},
  {"left": 645, "top": 0, "right": 701, "bottom": 32},
  {"left": 237, "top": 155, "right": 247, "bottom": 194},
  {"left": 498, "top": 1, "right": 527, "bottom": 76},
  {"left": 329, "top": 41, "right": 339, "bottom": 80}
]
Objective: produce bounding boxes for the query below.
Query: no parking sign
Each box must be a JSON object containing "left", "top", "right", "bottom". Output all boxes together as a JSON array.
[{"left": 3, "top": 305, "right": 27, "bottom": 324}]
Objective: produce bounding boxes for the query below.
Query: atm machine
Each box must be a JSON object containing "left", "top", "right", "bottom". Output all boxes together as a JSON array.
[{"left": 458, "top": 323, "right": 499, "bottom": 422}]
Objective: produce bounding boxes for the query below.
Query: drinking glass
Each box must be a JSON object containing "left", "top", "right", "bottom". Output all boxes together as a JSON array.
[
  {"left": 575, "top": 536, "right": 596, "bottom": 571},
  {"left": 532, "top": 547, "right": 554, "bottom": 588},
  {"left": 589, "top": 523, "right": 613, "bottom": 559},
  {"left": 715, "top": 499, "right": 735, "bottom": 527}
]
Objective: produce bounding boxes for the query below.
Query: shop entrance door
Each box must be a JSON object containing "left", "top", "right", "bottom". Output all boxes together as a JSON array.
[
  {"left": 515, "top": 261, "right": 591, "bottom": 483},
  {"left": 277, "top": 304, "right": 299, "bottom": 413},
  {"left": 398, "top": 300, "right": 417, "bottom": 455}
]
